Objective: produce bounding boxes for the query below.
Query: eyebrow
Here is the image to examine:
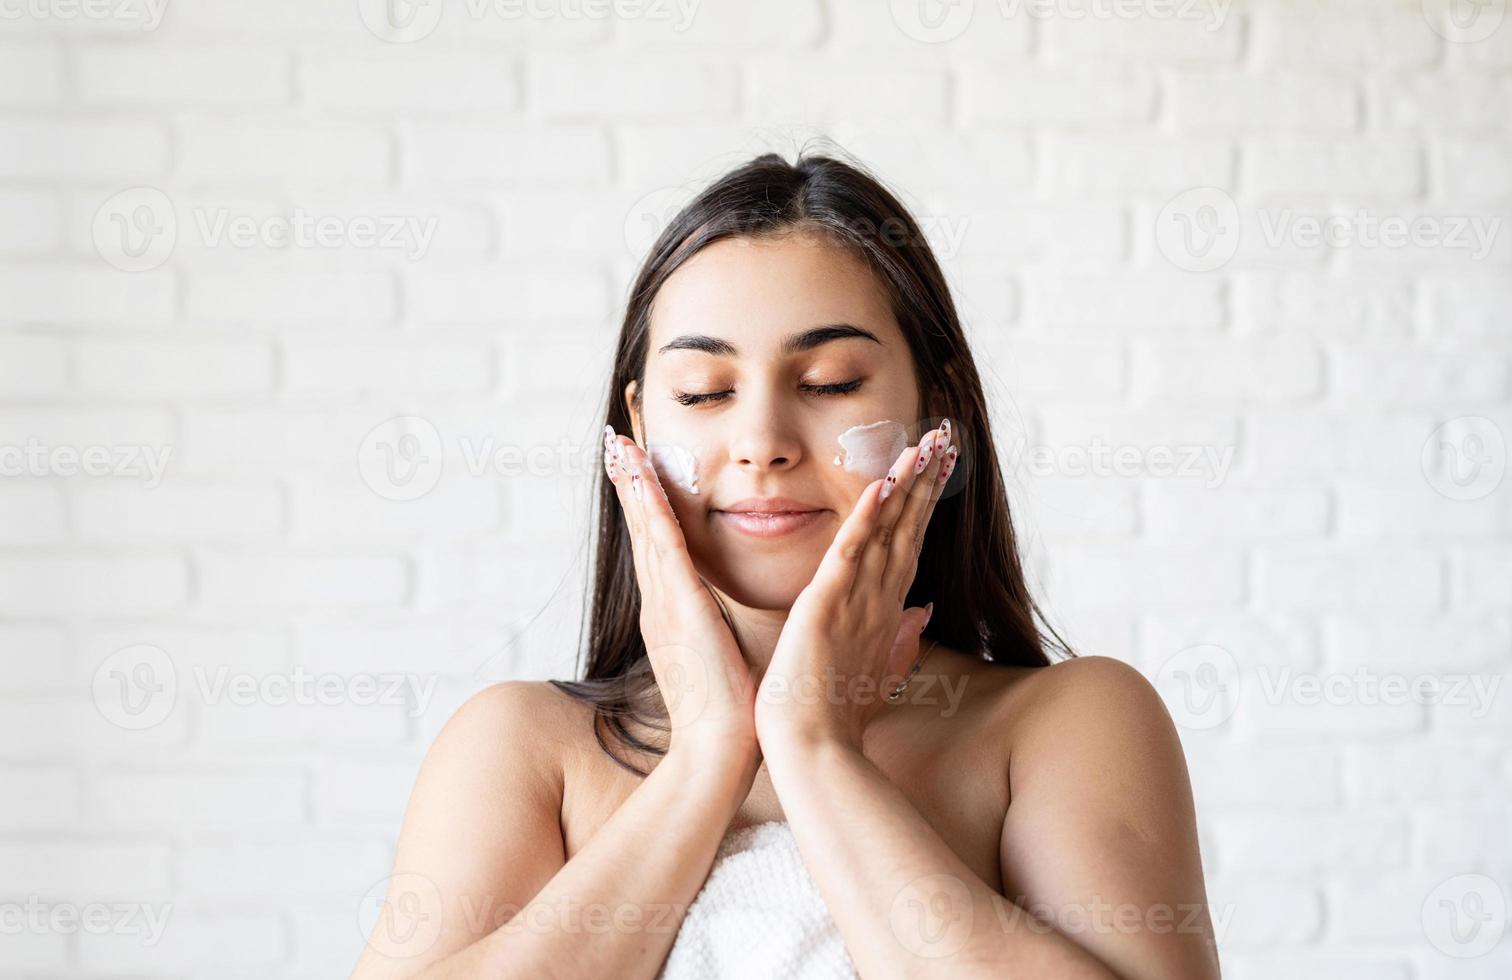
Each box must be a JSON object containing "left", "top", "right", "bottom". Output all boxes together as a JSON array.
[{"left": 657, "top": 323, "right": 882, "bottom": 357}]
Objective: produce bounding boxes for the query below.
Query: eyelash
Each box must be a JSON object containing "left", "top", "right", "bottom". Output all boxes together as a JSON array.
[{"left": 672, "top": 379, "right": 864, "bottom": 407}]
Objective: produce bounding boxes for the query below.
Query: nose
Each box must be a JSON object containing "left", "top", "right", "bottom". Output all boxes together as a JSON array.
[{"left": 726, "top": 393, "right": 803, "bottom": 473}]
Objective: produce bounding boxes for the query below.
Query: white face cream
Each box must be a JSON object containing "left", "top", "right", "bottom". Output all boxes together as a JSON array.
[
  {"left": 831, "top": 420, "right": 909, "bottom": 479},
  {"left": 647, "top": 442, "right": 701, "bottom": 495}
]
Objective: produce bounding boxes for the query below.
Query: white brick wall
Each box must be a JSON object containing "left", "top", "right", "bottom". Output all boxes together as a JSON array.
[{"left": 2, "top": 0, "right": 1509, "bottom": 976}]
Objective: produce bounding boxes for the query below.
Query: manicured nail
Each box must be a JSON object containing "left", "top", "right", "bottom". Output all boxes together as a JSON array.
[
  {"left": 914, "top": 433, "right": 933, "bottom": 473},
  {"left": 938, "top": 445, "right": 959, "bottom": 483},
  {"left": 881, "top": 468, "right": 896, "bottom": 500},
  {"left": 922, "top": 601, "right": 934, "bottom": 629},
  {"left": 603, "top": 427, "right": 618, "bottom": 463}
]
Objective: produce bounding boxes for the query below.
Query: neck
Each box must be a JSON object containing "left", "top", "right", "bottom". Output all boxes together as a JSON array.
[{"left": 708, "top": 589, "right": 790, "bottom": 683}]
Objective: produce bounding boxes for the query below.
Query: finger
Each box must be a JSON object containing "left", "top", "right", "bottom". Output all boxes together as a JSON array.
[
  {"left": 604, "top": 425, "right": 655, "bottom": 595},
  {"left": 809, "top": 475, "right": 887, "bottom": 599},
  {"left": 889, "top": 438, "right": 961, "bottom": 604},
  {"left": 884, "top": 604, "right": 933, "bottom": 683},
  {"left": 607, "top": 429, "right": 707, "bottom": 600},
  {"left": 857, "top": 429, "right": 932, "bottom": 589},
  {"left": 884, "top": 421, "right": 951, "bottom": 597}
]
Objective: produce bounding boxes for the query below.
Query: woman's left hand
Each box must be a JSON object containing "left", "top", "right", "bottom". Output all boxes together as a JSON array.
[{"left": 755, "top": 419, "right": 960, "bottom": 753}]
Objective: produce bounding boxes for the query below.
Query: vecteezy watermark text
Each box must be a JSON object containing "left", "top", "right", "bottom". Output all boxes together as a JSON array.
[
  {"left": 0, "top": 0, "right": 167, "bottom": 30},
  {"left": 1004, "top": 435, "right": 1236, "bottom": 489},
  {"left": 0, "top": 439, "right": 171, "bottom": 488},
  {"left": 1, "top": 898, "right": 172, "bottom": 945},
  {"left": 357, "top": 0, "right": 702, "bottom": 43},
  {"left": 93, "top": 187, "right": 439, "bottom": 272},
  {"left": 92, "top": 644, "right": 439, "bottom": 731}
]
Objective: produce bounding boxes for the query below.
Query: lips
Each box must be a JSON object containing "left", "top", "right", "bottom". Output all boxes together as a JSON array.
[{"left": 713, "top": 497, "right": 828, "bottom": 538}]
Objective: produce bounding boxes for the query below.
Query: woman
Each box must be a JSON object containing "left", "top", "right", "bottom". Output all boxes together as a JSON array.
[{"left": 350, "top": 150, "right": 1222, "bottom": 979}]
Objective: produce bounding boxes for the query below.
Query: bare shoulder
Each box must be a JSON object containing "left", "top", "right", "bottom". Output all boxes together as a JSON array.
[
  {"left": 989, "top": 665, "right": 1218, "bottom": 979},
  {"left": 441, "top": 679, "right": 582, "bottom": 776},
  {"left": 993, "top": 654, "right": 1164, "bottom": 721},
  {"left": 416, "top": 679, "right": 583, "bottom": 819},
  {"left": 353, "top": 681, "right": 578, "bottom": 975},
  {"left": 994, "top": 654, "right": 1191, "bottom": 801}
]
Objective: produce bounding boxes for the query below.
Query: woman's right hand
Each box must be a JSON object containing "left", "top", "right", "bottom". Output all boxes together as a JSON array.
[{"left": 604, "top": 425, "right": 759, "bottom": 766}]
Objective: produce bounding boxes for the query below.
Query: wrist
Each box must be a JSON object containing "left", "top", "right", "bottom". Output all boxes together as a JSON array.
[
  {"left": 664, "top": 736, "right": 761, "bottom": 793},
  {"left": 757, "top": 721, "right": 861, "bottom": 767}
]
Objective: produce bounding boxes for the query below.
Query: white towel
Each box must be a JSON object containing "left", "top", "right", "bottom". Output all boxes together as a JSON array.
[{"left": 657, "top": 821, "right": 860, "bottom": 980}]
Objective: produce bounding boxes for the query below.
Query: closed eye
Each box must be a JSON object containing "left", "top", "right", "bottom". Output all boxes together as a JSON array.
[
  {"left": 804, "top": 379, "right": 864, "bottom": 396},
  {"left": 674, "top": 387, "right": 731, "bottom": 408},
  {"left": 672, "top": 379, "right": 863, "bottom": 407}
]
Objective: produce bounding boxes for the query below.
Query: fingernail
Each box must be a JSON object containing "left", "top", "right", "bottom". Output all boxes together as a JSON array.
[
  {"left": 881, "top": 469, "right": 895, "bottom": 500},
  {"left": 922, "top": 601, "right": 934, "bottom": 629},
  {"left": 914, "top": 435, "right": 932, "bottom": 473},
  {"left": 938, "top": 445, "right": 959, "bottom": 483}
]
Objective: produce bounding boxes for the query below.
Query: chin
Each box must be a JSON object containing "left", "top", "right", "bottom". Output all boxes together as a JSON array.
[{"left": 697, "top": 552, "right": 819, "bottom": 611}]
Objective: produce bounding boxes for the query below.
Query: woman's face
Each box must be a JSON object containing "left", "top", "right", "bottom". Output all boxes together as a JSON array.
[{"left": 626, "top": 227, "right": 926, "bottom": 611}]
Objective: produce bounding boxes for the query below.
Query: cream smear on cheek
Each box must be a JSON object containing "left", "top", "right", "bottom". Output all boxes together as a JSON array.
[
  {"left": 831, "top": 420, "right": 909, "bottom": 479},
  {"left": 647, "top": 442, "right": 701, "bottom": 495}
]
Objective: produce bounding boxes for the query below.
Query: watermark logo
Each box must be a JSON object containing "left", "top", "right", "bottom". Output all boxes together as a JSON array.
[
  {"left": 359, "top": 873, "right": 445, "bottom": 957},
  {"left": 92, "top": 643, "right": 178, "bottom": 731},
  {"left": 358, "top": 416, "right": 446, "bottom": 502},
  {"left": 356, "top": 0, "right": 444, "bottom": 42},
  {"left": 624, "top": 185, "right": 694, "bottom": 260},
  {"left": 93, "top": 187, "right": 176, "bottom": 273},
  {"left": 1155, "top": 187, "right": 1241, "bottom": 273},
  {"left": 1421, "top": 416, "right": 1506, "bottom": 502},
  {"left": 1423, "top": 873, "right": 1507, "bottom": 958},
  {"left": 1155, "top": 644, "right": 1241, "bottom": 730},
  {"left": 645, "top": 642, "right": 712, "bottom": 730},
  {"left": 1422, "top": 0, "right": 1506, "bottom": 43},
  {"left": 889, "top": 873, "right": 974, "bottom": 958},
  {"left": 890, "top": 0, "right": 975, "bottom": 43}
]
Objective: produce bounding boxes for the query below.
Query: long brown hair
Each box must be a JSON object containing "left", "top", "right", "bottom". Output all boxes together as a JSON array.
[{"left": 550, "top": 146, "right": 1075, "bottom": 775}]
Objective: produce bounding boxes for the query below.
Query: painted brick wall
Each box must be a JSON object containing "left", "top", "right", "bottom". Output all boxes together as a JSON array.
[{"left": 2, "top": 0, "right": 1509, "bottom": 976}]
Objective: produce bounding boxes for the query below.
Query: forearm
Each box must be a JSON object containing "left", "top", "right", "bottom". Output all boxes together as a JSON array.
[
  {"left": 420, "top": 746, "right": 758, "bottom": 980},
  {"left": 763, "top": 736, "right": 1120, "bottom": 980}
]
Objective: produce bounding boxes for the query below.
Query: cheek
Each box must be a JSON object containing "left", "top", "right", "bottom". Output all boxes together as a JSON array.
[
  {"left": 639, "top": 400, "right": 709, "bottom": 496},
  {"left": 647, "top": 442, "right": 701, "bottom": 495},
  {"left": 831, "top": 419, "right": 910, "bottom": 480}
]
